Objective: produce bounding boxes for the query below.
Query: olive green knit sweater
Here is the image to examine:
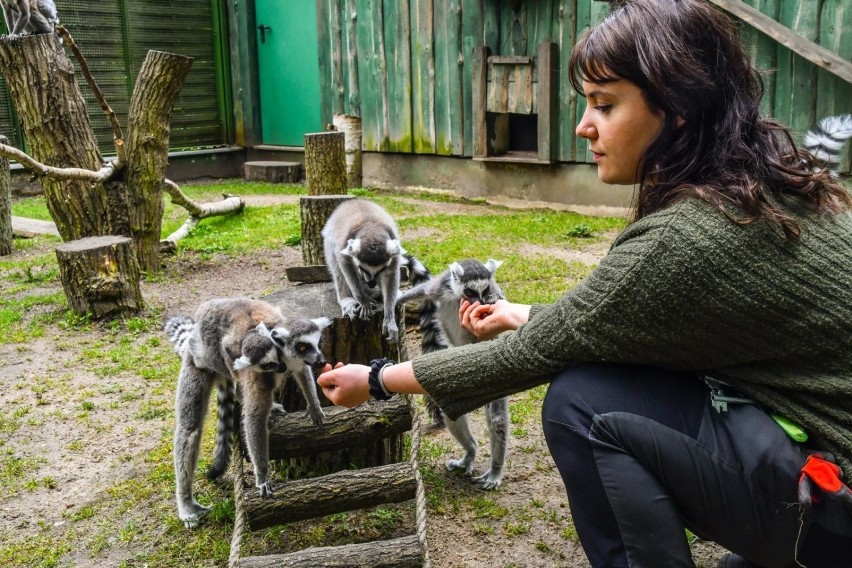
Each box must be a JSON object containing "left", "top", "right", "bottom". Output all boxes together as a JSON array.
[{"left": 412, "top": 199, "right": 852, "bottom": 473}]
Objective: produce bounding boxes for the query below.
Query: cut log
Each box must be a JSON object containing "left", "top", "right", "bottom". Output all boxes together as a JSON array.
[
  {"left": 304, "top": 131, "right": 347, "bottom": 196},
  {"left": 267, "top": 398, "right": 411, "bottom": 460},
  {"left": 244, "top": 161, "right": 302, "bottom": 183},
  {"left": 239, "top": 535, "right": 422, "bottom": 568},
  {"left": 0, "top": 134, "right": 11, "bottom": 255},
  {"left": 242, "top": 462, "right": 416, "bottom": 530},
  {"left": 55, "top": 236, "right": 143, "bottom": 318},
  {"left": 299, "top": 194, "right": 354, "bottom": 265}
]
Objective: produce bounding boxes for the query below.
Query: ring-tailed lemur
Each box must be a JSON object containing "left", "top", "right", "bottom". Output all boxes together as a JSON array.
[
  {"left": 165, "top": 297, "right": 329, "bottom": 528},
  {"left": 397, "top": 258, "right": 509, "bottom": 490},
  {"left": 322, "top": 198, "right": 429, "bottom": 343},
  {"left": 1, "top": 0, "right": 57, "bottom": 36},
  {"left": 804, "top": 114, "right": 852, "bottom": 171}
]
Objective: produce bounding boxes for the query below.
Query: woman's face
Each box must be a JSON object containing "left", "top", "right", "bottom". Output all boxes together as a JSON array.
[{"left": 575, "top": 77, "right": 664, "bottom": 185}]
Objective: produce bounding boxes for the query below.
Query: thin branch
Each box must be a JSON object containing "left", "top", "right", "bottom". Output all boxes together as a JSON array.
[
  {"left": 0, "top": 143, "right": 117, "bottom": 182},
  {"left": 162, "top": 178, "right": 245, "bottom": 243},
  {"left": 56, "top": 24, "right": 126, "bottom": 168}
]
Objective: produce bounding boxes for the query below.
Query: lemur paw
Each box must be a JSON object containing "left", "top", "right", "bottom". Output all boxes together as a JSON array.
[
  {"left": 257, "top": 481, "right": 275, "bottom": 497},
  {"left": 308, "top": 408, "right": 326, "bottom": 425},
  {"left": 340, "top": 298, "right": 366, "bottom": 320},
  {"left": 383, "top": 323, "right": 399, "bottom": 344},
  {"left": 270, "top": 403, "right": 287, "bottom": 417},
  {"left": 473, "top": 469, "right": 503, "bottom": 490},
  {"left": 179, "top": 504, "right": 211, "bottom": 529},
  {"left": 447, "top": 457, "right": 475, "bottom": 476}
]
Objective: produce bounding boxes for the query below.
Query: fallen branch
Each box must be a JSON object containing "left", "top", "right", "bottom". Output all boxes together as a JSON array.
[
  {"left": 162, "top": 178, "right": 244, "bottom": 243},
  {"left": 0, "top": 142, "right": 118, "bottom": 182}
]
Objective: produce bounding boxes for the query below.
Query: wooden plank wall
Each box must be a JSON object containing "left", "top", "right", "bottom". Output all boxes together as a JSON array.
[{"left": 317, "top": 0, "right": 852, "bottom": 172}]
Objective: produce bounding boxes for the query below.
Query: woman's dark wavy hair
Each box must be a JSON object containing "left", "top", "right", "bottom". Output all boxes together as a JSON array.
[{"left": 569, "top": 0, "right": 850, "bottom": 238}]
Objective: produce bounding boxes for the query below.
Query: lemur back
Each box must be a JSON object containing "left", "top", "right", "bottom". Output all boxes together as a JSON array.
[
  {"left": 397, "top": 259, "right": 509, "bottom": 490},
  {"left": 322, "top": 198, "right": 429, "bottom": 343},
  {"left": 165, "top": 297, "right": 329, "bottom": 528}
]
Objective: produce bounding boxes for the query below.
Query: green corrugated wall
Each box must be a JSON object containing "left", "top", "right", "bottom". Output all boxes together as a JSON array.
[
  {"left": 0, "top": 0, "right": 232, "bottom": 153},
  {"left": 317, "top": 0, "right": 852, "bottom": 173}
]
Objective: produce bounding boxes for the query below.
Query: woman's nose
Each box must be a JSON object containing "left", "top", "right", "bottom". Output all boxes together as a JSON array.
[{"left": 575, "top": 110, "right": 596, "bottom": 140}]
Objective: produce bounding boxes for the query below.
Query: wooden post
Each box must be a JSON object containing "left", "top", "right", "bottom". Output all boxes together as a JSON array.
[
  {"left": 299, "top": 194, "right": 354, "bottom": 265},
  {"left": 471, "top": 46, "right": 489, "bottom": 158},
  {"left": 332, "top": 114, "right": 363, "bottom": 188},
  {"left": 537, "top": 42, "right": 558, "bottom": 163},
  {"left": 304, "top": 131, "right": 347, "bottom": 196},
  {"left": 0, "top": 134, "right": 11, "bottom": 256},
  {"left": 55, "top": 236, "right": 143, "bottom": 318}
]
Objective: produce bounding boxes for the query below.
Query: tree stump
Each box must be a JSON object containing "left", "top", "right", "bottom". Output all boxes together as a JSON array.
[
  {"left": 244, "top": 161, "right": 302, "bottom": 183},
  {"left": 299, "top": 194, "right": 354, "bottom": 265},
  {"left": 304, "top": 131, "right": 347, "bottom": 196},
  {"left": 0, "top": 135, "right": 11, "bottom": 256},
  {"left": 332, "top": 114, "right": 363, "bottom": 188},
  {"left": 55, "top": 236, "right": 143, "bottom": 318}
]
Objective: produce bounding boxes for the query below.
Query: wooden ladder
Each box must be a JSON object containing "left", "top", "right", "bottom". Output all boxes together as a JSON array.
[{"left": 228, "top": 396, "right": 430, "bottom": 567}]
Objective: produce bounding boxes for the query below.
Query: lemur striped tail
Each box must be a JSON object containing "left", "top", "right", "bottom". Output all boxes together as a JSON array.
[
  {"left": 420, "top": 294, "right": 449, "bottom": 427},
  {"left": 164, "top": 315, "right": 195, "bottom": 356},
  {"left": 804, "top": 114, "right": 852, "bottom": 170},
  {"left": 205, "top": 381, "right": 236, "bottom": 480},
  {"left": 401, "top": 252, "right": 431, "bottom": 286}
]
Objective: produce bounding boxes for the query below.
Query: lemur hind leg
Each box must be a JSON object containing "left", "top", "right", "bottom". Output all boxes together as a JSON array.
[
  {"left": 444, "top": 412, "right": 477, "bottom": 476},
  {"left": 173, "top": 359, "right": 216, "bottom": 528},
  {"left": 473, "top": 397, "right": 509, "bottom": 490}
]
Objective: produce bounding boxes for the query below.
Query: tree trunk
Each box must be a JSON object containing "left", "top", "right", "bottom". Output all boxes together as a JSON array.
[
  {"left": 240, "top": 536, "right": 422, "bottom": 568},
  {"left": 125, "top": 50, "right": 193, "bottom": 273},
  {"left": 55, "top": 236, "right": 144, "bottom": 318},
  {"left": 241, "top": 462, "right": 416, "bottom": 530},
  {"left": 299, "top": 194, "right": 354, "bottom": 265},
  {"left": 0, "top": 34, "right": 112, "bottom": 241},
  {"left": 0, "top": 135, "right": 12, "bottom": 256},
  {"left": 332, "top": 114, "right": 363, "bottom": 189},
  {"left": 304, "top": 132, "right": 347, "bottom": 196}
]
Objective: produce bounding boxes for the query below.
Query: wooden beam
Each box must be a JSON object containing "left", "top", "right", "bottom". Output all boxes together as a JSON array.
[{"left": 706, "top": 0, "right": 852, "bottom": 86}]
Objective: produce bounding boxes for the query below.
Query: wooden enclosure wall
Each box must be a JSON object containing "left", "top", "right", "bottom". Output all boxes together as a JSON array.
[{"left": 316, "top": 0, "right": 852, "bottom": 173}]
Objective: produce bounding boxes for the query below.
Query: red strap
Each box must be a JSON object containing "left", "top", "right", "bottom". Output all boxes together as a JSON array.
[{"left": 801, "top": 454, "right": 844, "bottom": 493}]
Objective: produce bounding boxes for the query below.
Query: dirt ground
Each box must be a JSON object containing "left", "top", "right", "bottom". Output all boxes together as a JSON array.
[{"left": 0, "top": 193, "right": 728, "bottom": 567}]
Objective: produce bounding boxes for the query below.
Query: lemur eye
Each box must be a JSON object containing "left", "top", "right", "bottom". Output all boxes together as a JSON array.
[
  {"left": 296, "top": 343, "right": 308, "bottom": 353},
  {"left": 483, "top": 286, "right": 491, "bottom": 297},
  {"left": 463, "top": 288, "right": 477, "bottom": 298},
  {"left": 259, "top": 362, "right": 277, "bottom": 371}
]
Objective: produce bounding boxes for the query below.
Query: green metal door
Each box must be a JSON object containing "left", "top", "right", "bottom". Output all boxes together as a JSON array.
[{"left": 255, "top": 0, "right": 322, "bottom": 146}]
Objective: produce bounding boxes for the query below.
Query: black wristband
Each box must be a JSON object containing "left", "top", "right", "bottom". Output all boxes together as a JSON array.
[{"left": 368, "top": 357, "right": 396, "bottom": 401}]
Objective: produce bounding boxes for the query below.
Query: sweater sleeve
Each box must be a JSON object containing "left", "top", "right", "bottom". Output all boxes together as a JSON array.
[{"left": 412, "top": 201, "right": 769, "bottom": 418}]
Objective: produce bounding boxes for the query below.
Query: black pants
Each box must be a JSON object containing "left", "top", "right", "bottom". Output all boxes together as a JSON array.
[{"left": 541, "top": 363, "right": 852, "bottom": 568}]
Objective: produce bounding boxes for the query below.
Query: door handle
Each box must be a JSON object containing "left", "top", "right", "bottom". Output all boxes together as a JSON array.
[{"left": 258, "top": 24, "right": 271, "bottom": 44}]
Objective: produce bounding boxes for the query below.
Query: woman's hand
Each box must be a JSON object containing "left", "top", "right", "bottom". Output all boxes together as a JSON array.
[
  {"left": 316, "top": 363, "right": 371, "bottom": 408},
  {"left": 459, "top": 299, "right": 531, "bottom": 340}
]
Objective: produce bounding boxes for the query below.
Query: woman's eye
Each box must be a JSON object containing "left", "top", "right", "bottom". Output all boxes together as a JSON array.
[{"left": 594, "top": 104, "right": 611, "bottom": 114}]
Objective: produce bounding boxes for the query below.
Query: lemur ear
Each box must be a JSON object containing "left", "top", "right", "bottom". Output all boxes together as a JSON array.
[
  {"left": 233, "top": 356, "right": 252, "bottom": 370},
  {"left": 386, "top": 239, "right": 403, "bottom": 256},
  {"left": 312, "top": 317, "right": 332, "bottom": 330},
  {"left": 484, "top": 259, "right": 503, "bottom": 273},
  {"left": 255, "top": 322, "right": 274, "bottom": 340},
  {"left": 342, "top": 239, "right": 361, "bottom": 256},
  {"left": 270, "top": 327, "right": 290, "bottom": 343},
  {"left": 449, "top": 261, "right": 464, "bottom": 280}
]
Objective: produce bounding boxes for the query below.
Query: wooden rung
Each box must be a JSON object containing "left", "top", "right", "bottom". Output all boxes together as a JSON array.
[
  {"left": 267, "top": 398, "right": 412, "bottom": 460},
  {"left": 243, "top": 462, "right": 416, "bottom": 531},
  {"left": 239, "top": 535, "right": 423, "bottom": 568}
]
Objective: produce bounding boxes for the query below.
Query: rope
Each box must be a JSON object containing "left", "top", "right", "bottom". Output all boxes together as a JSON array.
[{"left": 405, "top": 393, "right": 432, "bottom": 568}]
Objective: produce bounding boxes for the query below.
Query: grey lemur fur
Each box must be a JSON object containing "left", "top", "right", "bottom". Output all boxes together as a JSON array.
[
  {"left": 803, "top": 114, "right": 852, "bottom": 172},
  {"left": 322, "top": 198, "right": 429, "bottom": 343},
  {"left": 397, "top": 258, "right": 509, "bottom": 490},
  {"left": 1, "top": 0, "right": 57, "bottom": 36},
  {"left": 165, "top": 297, "right": 329, "bottom": 528}
]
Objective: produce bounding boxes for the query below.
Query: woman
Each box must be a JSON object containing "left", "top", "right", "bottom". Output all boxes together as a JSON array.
[{"left": 318, "top": 1, "right": 852, "bottom": 566}]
